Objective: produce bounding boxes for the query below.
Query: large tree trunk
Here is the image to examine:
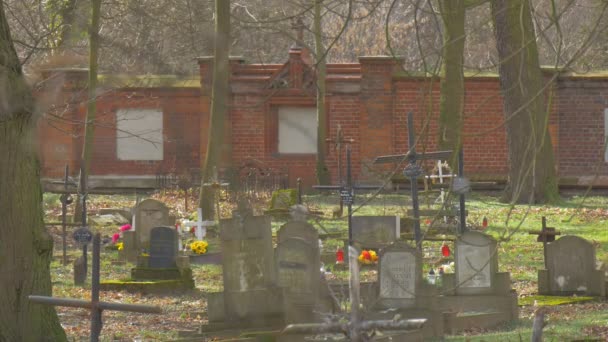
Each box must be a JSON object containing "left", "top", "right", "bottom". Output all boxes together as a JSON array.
[
  {"left": 75, "top": 0, "right": 102, "bottom": 222},
  {"left": 199, "top": 0, "right": 230, "bottom": 219},
  {"left": 0, "top": 2, "right": 67, "bottom": 340},
  {"left": 438, "top": 0, "right": 465, "bottom": 153},
  {"left": 491, "top": 0, "right": 559, "bottom": 203},
  {"left": 314, "top": 0, "right": 330, "bottom": 185}
]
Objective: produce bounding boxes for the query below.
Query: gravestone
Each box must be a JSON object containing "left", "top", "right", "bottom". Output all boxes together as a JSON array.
[
  {"left": 440, "top": 231, "right": 518, "bottom": 334},
  {"left": 454, "top": 231, "right": 497, "bottom": 295},
  {"left": 133, "top": 199, "right": 174, "bottom": 250},
  {"left": 149, "top": 227, "right": 177, "bottom": 268},
  {"left": 377, "top": 242, "right": 420, "bottom": 309},
  {"left": 121, "top": 230, "right": 138, "bottom": 263},
  {"left": 218, "top": 213, "right": 282, "bottom": 322},
  {"left": 352, "top": 216, "right": 400, "bottom": 249},
  {"left": 539, "top": 235, "right": 605, "bottom": 297},
  {"left": 276, "top": 220, "right": 320, "bottom": 323}
]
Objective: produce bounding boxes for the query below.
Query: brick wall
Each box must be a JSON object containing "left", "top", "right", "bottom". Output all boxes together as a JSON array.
[{"left": 37, "top": 57, "right": 608, "bottom": 188}]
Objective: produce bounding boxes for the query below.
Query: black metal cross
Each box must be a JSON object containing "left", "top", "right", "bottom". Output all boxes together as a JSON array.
[
  {"left": 282, "top": 246, "right": 426, "bottom": 341},
  {"left": 30, "top": 233, "right": 162, "bottom": 342},
  {"left": 528, "top": 216, "right": 561, "bottom": 269},
  {"left": 373, "top": 112, "right": 467, "bottom": 248},
  {"left": 314, "top": 146, "right": 379, "bottom": 246},
  {"left": 59, "top": 165, "right": 74, "bottom": 265}
]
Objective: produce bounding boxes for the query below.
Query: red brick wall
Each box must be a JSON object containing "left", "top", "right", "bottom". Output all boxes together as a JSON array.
[{"left": 37, "top": 60, "right": 608, "bottom": 188}]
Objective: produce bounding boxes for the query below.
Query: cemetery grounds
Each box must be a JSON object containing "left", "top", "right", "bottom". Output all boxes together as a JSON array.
[{"left": 44, "top": 190, "right": 608, "bottom": 341}]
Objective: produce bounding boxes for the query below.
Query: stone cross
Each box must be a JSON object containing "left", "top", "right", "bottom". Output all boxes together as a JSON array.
[
  {"left": 282, "top": 246, "right": 426, "bottom": 341},
  {"left": 314, "top": 146, "right": 380, "bottom": 246},
  {"left": 29, "top": 234, "right": 162, "bottom": 342},
  {"left": 374, "top": 112, "right": 467, "bottom": 248},
  {"left": 528, "top": 216, "right": 561, "bottom": 269}
]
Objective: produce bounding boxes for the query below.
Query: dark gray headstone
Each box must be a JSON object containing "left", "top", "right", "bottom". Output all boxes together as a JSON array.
[
  {"left": 148, "top": 226, "right": 177, "bottom": 268},
  {"left": 541, "top": 235, "right": 605, "bottom": 296},
  {"left": 352, "top": 216, "right": 400, "bottom": 249},
  {"left": 378, "top": 242, "right": 420, "bottom": 309},
  {"left": 454, "top": 231, "right": 498, "bottom": 295}
]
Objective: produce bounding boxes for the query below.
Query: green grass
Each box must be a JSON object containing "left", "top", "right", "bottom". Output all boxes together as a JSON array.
[{"left": 46, "top": 191, "right": 608, "bottom": 340}]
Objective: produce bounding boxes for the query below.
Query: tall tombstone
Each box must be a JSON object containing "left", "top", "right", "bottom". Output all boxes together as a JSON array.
[
  {"left": 220, "top": 212, "right": 280, "bottom": 320},
  {"left": 149, "top": 227, "right": 178, "bottom": 269},
  {"left": 539, "top": 235, "right": 605, "bottom": 296},
  {"left": 352, "top": 216, "right": 400, "bottom": 249},
  {"left": 276, "top": 220, "right": 320, "bottom": 323},
  {"left": 133, "top": 199, "right": 173, "bottom": 250},
  {"left": 454, "top": 231, "right": 498, "bottom": 295},
  {"left": 377, "top": 242, "right": 421, "bottom": 309}
]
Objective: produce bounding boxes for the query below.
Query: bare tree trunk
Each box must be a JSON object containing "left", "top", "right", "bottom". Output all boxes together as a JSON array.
[
  {"left": 438, "top": 0, "right": 465, "bottom": 154},
  {"left": 491, "top": 0, "right": 559, "bottom": 204},
  {"left": 0, "top": 1, "right": 67, "bottom": 339},
  {"left": 199, "top": 0, "right": 230, "bottom": 219},
  {"left": 314, "top": 0, "right": 330, "bottom": 185},
  {"left": 531, "top": 308, "right": 546, "bottom": 342},
  {"left": 75, "top": 0, "right": 102, "bottom": 222}
]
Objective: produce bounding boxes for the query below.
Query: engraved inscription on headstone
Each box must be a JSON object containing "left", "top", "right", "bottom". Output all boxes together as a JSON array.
[
  {"left": 380, "top": 251, "right": 416, "bottom": 299},
  {"left": 148, "top": 226, "right": 177, "bottom": 268},
  {"left": 454, "top": 231, "right": 497, "bottom": 295},
  {"left": 456, "top": 243, "right": 491, "bottom": 288},
  {"left": 277, "top": 242, "right": 310, "bottom": 292}
]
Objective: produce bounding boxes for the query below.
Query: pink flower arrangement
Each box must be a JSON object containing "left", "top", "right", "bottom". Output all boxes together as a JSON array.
[
  {"left": 112, "top": 233, "right": 120, "bottom": 244},
  {"left": 120, "top": 224, "right": 132, "bottom": 232}
]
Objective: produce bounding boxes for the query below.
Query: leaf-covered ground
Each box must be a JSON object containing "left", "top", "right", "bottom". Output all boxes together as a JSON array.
[{"left": 44, "top": 190, "right": 608, "bottom": 341}]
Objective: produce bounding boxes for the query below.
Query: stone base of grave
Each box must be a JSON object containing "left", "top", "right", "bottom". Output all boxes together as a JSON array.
[
  {"left": 189, "top": 252, "right": 222, "bottom": 265},
  {"left": 369, "top": 284, "right": 443, "bottom": 339},
  {"left": 439, "top": 272, "right": 519, "bottom": 333},
  {"left": 206, "top": 288, "right": 285, "bottom": 324},
  {"left": 99, "top": 278, "right": 194, "bottom": 294},
  {"left": 538, "top": 269, "right": 606, "bottom": 297}
]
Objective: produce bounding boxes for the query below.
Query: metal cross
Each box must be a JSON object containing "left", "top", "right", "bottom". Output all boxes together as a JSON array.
[
  {"left": 314, "top": 146, "right": 380, "bottom": 246},
  {"left": 59, "top": 165, "right": 75, "bottom": 265},
  {"left": 282, "top": 246, "right": 426, "bottom": 341},
  {"left": 30, "top": 234, "right": 162, "bottom": 342},
  {"left": 374, "top": 112, "right": 468, "bottom": 248},
  {"left": 528, "top": 216, "right": 561, "bottom": 269}
]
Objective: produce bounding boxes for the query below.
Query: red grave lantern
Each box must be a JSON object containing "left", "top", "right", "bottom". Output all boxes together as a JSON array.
[
  {"left": 441, "top": 243, "right": 451, "bottom": 257},
  {"left": 482, "top": 216, "right": 488, "bottom": 229},
  {"left": 336, "top": 248, "right": 344, "bottom": 264}
]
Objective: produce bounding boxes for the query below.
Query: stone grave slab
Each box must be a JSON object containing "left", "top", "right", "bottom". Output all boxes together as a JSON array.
[
  {"left": 539, "top": 235, "right": 605, "bottom": 297},
  {"left": 352, "top": 216, "right": 400, "bottom": 249},
  {"left": 217, "top": 214, "right": 282, "bottom": 321},
  {"left": 133, "top": 199, "right": 174, "bottom": 250},
  {"left": 148, "top": 226, "right": 177, "bottom": 269},
  {"left": 377, "top": 242, "right": 420, "bottom": 309},
  {"left": 454, "top": 231, "right": 498, "bottom": 295},
  {"left": 275, "top": 221, "right": 320, "bottom": 324}
]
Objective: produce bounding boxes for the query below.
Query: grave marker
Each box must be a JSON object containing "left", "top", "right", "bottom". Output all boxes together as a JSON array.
[
  {"left": 148, "top": 226, "right": 178, "bottom": 269},
  {"left": 133, "top": 199, "right": 173, "bottom": 250},
  {"left": 352, "top": 216, "right": 400, "bottom": 249},
  {"left": 539, "top": 235, "right": 605, "bottom": 296},
  {"left": 528, "top": 216, "right": 561, "bottom": 269},
  {"left": 454, "top": 231, "right": 497, "bottom": 295},
  {"left": 378, "top": 242, "right": 421, "bottom": 308}
]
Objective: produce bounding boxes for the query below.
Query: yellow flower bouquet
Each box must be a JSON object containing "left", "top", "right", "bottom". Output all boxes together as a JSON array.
[{"left": 190, "top": 240, "right": 209, "bottom": 255}]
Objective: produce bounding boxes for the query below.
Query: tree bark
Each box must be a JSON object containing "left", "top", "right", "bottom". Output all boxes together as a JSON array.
[
  {"left": 75, "top": 0, "right": 102, "bottom": 222},
  {"left": 438, "top": 0, "right": 465, "bottom": 154},
  {"left": 0, "top": 1, "right": 67, "bottom": 340},
  {"left": 314, "top": 0, "right": 330, "bottom": 185},
  {"left": 491, "top": 0, "right": 559, "bottom": 203},
  {"left": 199, "top": 0, "right": 230, "bottom": 219}
]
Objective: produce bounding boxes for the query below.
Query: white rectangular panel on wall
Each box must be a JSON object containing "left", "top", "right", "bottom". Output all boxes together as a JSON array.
[
  {"left": 116, "top": 108, "right": 163, "bottom": 160},
  {"left": 278, "top": 107, "right": 317, "bottom": 154}
]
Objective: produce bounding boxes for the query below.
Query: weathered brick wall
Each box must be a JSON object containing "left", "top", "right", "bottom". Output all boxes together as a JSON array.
[{"left": 37, "top": 58, "right": 608, "bottom": 188}]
